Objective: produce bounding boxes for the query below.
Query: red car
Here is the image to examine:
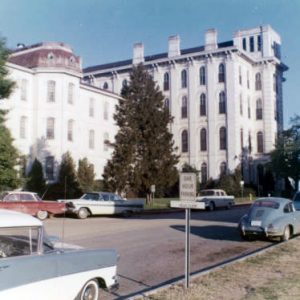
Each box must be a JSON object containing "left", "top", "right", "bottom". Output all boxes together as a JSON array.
[{"left": 0, "top": 191, "right": 65, "bottom": 220}]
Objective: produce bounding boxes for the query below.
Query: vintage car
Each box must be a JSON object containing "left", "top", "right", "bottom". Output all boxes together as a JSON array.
[
  {"left": 0, "top": 191, "right": 65, "bottom": 220},
  {"left": 59, "top": 192, "right": 144, "bottom": 219},
  {"left": 238, "top": 197, "right": 300, "bottom": 241},
  {"left": 195, "top": 189, "right": 235, "bottom": 211},
  {"left": 292, "top": 191, "right": 300, "bottom": 210},
  {"left": 0, "top": 209, "right": 118, "bottom": 300}
]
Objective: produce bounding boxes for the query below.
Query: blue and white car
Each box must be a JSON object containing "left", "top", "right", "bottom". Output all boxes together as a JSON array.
[
  {"left": 0, "top": 209, "right": 118, "bottom": 300},
  {"left": 238, "top": 197, "right": 300, "bottom": 241}
]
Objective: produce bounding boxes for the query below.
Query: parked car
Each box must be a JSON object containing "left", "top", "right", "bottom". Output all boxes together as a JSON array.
[
  {"left": 238, "top": 197, "right": 300, "bottom": 241},
  {"left": 59, "top": 192, "right": 144, "bottom": 219},
  {"left": 0, "top": 209, "right": 119, "bottom": 300},
  {"left": 0, "top": 191, "right": 65, "bottom": 220},
  {"left": 292, "top": 191, "right": 300, "bottom": 210},
  {"left": 195, "top": 189, "right": 235, "bottom": 211}
]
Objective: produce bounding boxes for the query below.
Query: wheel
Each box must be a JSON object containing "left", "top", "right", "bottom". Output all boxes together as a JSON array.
[
  {"left": 207, "top": 201, "right": 215, "bottom": 211},
  {"left": 240, "top": 231, "right": 252, "bottom": 241},
  {"left": 36, "top": 210, "right": 48, "bottom": 220},
  {"left": 77, "top": 279, "right": 99, "bottom": 300},
  {"left": 77, "top": 208, "right": 89, "bottom": 219},
  {"left": 281, "top": 226, "right": 291, "bottom": 242}
]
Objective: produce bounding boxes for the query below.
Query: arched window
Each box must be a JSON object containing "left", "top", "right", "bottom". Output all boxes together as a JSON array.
[
  {"left": 247, "top": 70, "right": 250, "bottom": 89},
  {"left": 181, "top": 69, "right": 187, "bottom": 88},
  {"left": 220, "top": 162, "right": 227, "bottom": 176},
  {"left": 47, "top": 80, "right": 56, "bottom": 102},
  {"left": 247, "top": 96, "right": 251, "bottom": 119},
  {"left": 163, "top": 72, "right": 170, "bottom": 91},
  {"left": 239, "top": 66, "right": 242, "bottom": 85},
  {"left": 103, "top": 82, "right": 109, "bottom": 90},
  {"left": 240, "top": 129, "right": 244, "bottom": 150},
  {"left": 181, "top": 96, "right": 188, "bottom": 118},
  {"left": 218, "top": 63, "right": 225, "bottom": 83},
  {"left": 256, "top": 98, "right": 263, "bottom": 120},
  {"left": 219, "top": 127, "right": 227, "bottom": 150},
  {"left": 67, "top": 119, "right": 74, "bottom": 142},
  {"left": 248, "top": 133, "right": 252, "bottom": 153},
  {"left": 164, "top": 98, "right": 170, "bottom": 111},
  {"left": 201, "top": 163, "right": 208, "bottom": 183},
  {"left": 255, "top": 72, "right": 262, "bottom": 90},
  {"left": 219, "top": 91, "right": 226, "bottom": 114},
  {"left": 68, "top": 83, "right": 74, "bottom": 104},
  {"left": 181, "top": 130, "right": 188, "bottom": 153},
  {"left": 257, "top": 131, "right": 264, "bottom": 153},
  {"left": 200, "top": 128, "right": 207, "bottom": 151},
  {"left": 104, "top": 132, "right": 109, "bottom": 151},
  {"left": 200, "top": 93, "right": 206, "bottom": 116},
  {"left": 46, "top": 117, "right": 55, "bottom": 139},
  {"left": 240, "top": 94, "right": 243, "bottom": 115},
  {"left": 199, "top": 66, "right": 206, "bottom": 85}
]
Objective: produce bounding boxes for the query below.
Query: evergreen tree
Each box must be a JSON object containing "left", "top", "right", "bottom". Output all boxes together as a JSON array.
[
  {"left": 103, "top": 64, "right": 179, "bottom": 203},
  {"left": 77, "top": 157, "right": 95, "bottom": 192},
  {"left": 57, "top": 152, "right": 81, "bottom": 198},
  {"left": 25, "top": 158, "right": 46, "bottom": 195},
  {"left": 0, "top": 38, "right": 18, "bottom": 191}
]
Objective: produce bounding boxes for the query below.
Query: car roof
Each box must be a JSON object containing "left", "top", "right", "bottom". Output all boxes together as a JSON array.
[
  {"left": 255, "top": 197, "right": 292, "bottom": 205},
  {"left": 0, "top": 209, "right": 42, "bottom": 228}
]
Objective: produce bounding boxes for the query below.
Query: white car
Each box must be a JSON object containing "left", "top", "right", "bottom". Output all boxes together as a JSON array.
[{"left": 0, "top": 209, "right": 118, "bottom": 300}]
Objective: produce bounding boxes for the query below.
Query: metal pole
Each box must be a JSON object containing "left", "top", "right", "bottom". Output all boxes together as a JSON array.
[{"left": 185, "top": 208, "right": 190, "bottom": 288}]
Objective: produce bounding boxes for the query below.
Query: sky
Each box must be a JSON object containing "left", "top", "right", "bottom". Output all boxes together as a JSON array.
[{"left": 0, "top": 0, "right": 299, "bottom": 128}]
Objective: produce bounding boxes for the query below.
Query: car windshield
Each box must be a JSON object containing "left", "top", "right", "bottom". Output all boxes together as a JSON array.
[
  {"left": 80, "top": 193, "right": 100, "bottom": 200},
  {"left": 199, "top": 190, "right": 215, "bottom": 196},
  {"left": 252, "top": 200, "right": 280, "bottom": 209}
]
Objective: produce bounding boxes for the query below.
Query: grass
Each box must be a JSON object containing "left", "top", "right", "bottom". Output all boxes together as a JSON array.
[{"left": 138, "top": 237, "right": 300, "bottom": 300}]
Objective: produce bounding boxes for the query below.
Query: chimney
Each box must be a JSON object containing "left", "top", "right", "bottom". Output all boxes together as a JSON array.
[
  {"left": 168, "top": 35, "right": 180, "bottom": 58},
  {"left": 205, "top": 28, "right": 218, "bottom": 51},
  {"left": 133, "top": 43, "right": 144, "bottom": 65}
]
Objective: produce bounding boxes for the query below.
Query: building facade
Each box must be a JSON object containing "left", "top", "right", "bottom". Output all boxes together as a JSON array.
[
  {"left": 83, "top": 25, "right": 288, "bottom": 183},
  {"left": 1, "top": 42, "right": 119, "bottom": 182}
]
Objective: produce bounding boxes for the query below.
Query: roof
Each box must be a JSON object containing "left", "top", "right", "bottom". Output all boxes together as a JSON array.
[
  {"left": 83, "top": 41, "right": 234, "bottom": 73},
  {"left": 0, "top": 209, "right": 42, "bottom": 228},
  {"left": 255, "top": 197, "right": 292, "bottom": 205}
]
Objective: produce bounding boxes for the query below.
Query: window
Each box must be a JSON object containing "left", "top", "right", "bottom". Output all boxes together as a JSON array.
[
  {"left": 255, "top": 73, "right": 262, "bottom": 90},
  {"left": 199, "top": 66, "right": 206, "bottom": 85},
  {"left": 104, "top": 102, "right": 109, "bottom": 120},
  {"left": 248, "top": 133, "right": 252, "bottom": 153},
  {"left": 89, "top": 130, "right": 95, "bottom": 149},
  {"left": 218, "top": 63, "right": 225, "bottom": 83},
  {"left": 164, "top": 98, "right": 170, "bottom": 111},
  {"left": 103, "top": 82, "right": 108, "bottom": 90},
  {"left": 104, "top": 132, "right": 109, "bottom": 151},
  {"left": 250, "top": 36, "right": 254, "bottom": 52},
  {"left": 240, "top": 129, "right": 244, "bottom": 150},
  {"left": 47, "top": 80, "right": 55, "bottom": 102},
  {"left": 242, "top": 38, "right": 247, "bottom": 50},
  {"left": 257, "top": 35, "right": 262, "bottom": 51},
  {"left": 201, "top": 163, "right": 208, "bottom": 183},
  {"left": 247, "top": 71, "right": 250, "bottom": 89},
  {"left": 67, "top": 120, "right": 73, "bottom": 141},
  {"left": 220, "top": 162, "right": 227, "bottom": 176},
  {"left": 163, "top": 72, "right": 169, "bottom": 91},
  {"left": 256, "top": 98, "right": 263, "bottom": 120},
  {"left": 219, "top": 91, "right": 226, "bottom": 114},
  {"left": 200, "top": 128, "right": 207, "bottom": 151},
  {"left": 46, "top": 117, "right": 55, "bottom": 139},
  {"left": 181, "top": 130, "right": 188, "bottom": 153},
  {"left": 247, "top": 96, "right": 251, "bottom": 119},
  {"left": 181, "top": 96, "right": 188, "bottom": 118},
  {"left": 20, "top": 79, "right": 28, "bottom": 101},
  {"left": 68, "top": 83, "right": 74, "bottom": 104},
  {"left": 122, "top": 79, "right": 128, "bottom": 87},
  {"left": 219, "top": 127, "right": 227, "bottom": 150},
  {"left": 20, "top": 116, "right": 27, "bottom": 139},
  {"left": 200, "top": 93, "right": 206, "bottom": 116},
  {"left": 239, "top": 66, "right": 242, "bottom": 85},
  {"left": 181, "top": 69, "right": 187, "bottom": 88},
  {"left": 257, "top": 131, "right": 264, "bottom": 153},
  {"left": 240, "top": 94, "right": 243, "bottom": 115},
  {"left": 89, "top": 98, "right": 95, "bottom": 117},
  {"left": 45, "top": 156, "right": 54, "bottom": 180}
]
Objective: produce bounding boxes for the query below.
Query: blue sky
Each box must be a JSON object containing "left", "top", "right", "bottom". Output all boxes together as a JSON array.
[{"left": 0, "top": 0, "right": 299, "bottom": 127}]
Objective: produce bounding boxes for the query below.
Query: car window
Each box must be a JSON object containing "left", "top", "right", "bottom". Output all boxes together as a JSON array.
[
  {"left": 294, "top": 193, "right": 300, "bottom": 201},
  {"left": 199, "top": 190, "right": 214, "bottom": 196},
  {"left": 253, "top": 200, "right": 279, "bottom": 209},
  {"left": 81, "top": 193, "right": 100, "bottom": 200},
  {"left": 20, "top": 194, "right": 35, "bottom": 201},
  {"left": 0, "top": 227, "right": 40, "bottom": 258},
  {"left": 4, "top": 193, "right": 19, "bottom": 201},
  {"left": 101, "top": 193, "right": 110, "bottom": 201},
  {"left": 284, "top": 203, "right": 294, "bottom": 213}
]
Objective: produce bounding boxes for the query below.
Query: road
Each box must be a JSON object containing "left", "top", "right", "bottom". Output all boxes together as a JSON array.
[{"left": 44, "top": 205, "right": 272, "bottom": 299}]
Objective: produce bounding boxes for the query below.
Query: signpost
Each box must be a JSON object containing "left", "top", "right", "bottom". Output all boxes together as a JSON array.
[{"left": 171, "top": 172, "right": 197, "bottom": 288}]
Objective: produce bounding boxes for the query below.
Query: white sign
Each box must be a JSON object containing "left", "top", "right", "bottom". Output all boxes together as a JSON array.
[
  {"left": 171, "top": 200, "right": 205, "bottom": 209},
  {"left": 180, "top": 173, "right": 197, "bottom": 201}
]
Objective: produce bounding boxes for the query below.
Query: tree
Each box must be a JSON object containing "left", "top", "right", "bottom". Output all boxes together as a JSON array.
[
  {"left": 270, "top": 115, "right": 300, "bottom": 192},
  {"left": 0, "top": 38, "right": 18, "bottom": 191},
  {"left": 25, "top": 158, "right": 46, "bottom": 196},
  {"left": 103, "top": 64, "right": 179, "bottom": 203},
  {"left": 57, "top": 152, "right": 81, "bottom": 199},
  {"left": 77, "top": 157, "right": 95, "bottom": 192}
]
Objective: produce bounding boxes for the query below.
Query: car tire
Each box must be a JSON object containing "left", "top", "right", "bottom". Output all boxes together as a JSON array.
[
  {"left": 76, "top": 279, "right": 99, "bottom": 300},
  {"left": 77, "top": 208, "right": 89, "bottom": 219},
  {"left": 36, "top": 210, "right": 48, "bottom": 220},
  {"left": 207, "top": 202, "right": 215, "bottom": 211},
  {"left": 281, "top": 226, "right": 291, "bottom": 242}
]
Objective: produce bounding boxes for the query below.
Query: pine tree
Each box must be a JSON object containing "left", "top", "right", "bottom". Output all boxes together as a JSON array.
[
  {"left": 0, "top": 37, "right": 19, "bottom": 191},
  {"left": 25, "top": 158, "right": 46, "bottom": 195},
  {"left": 77, "top": 157, "right": 95, "bottom": 192},
  {"left": 103, "top": 64, "right": 179, "bottom": 203}
]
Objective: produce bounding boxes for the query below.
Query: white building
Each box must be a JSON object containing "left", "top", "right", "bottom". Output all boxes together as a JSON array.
[
  {"left": 1, "top": 42, "right": 119, "bottom": 182},
  {"left": 83, "top": 25, "right": 288, "bottom": 183}
]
